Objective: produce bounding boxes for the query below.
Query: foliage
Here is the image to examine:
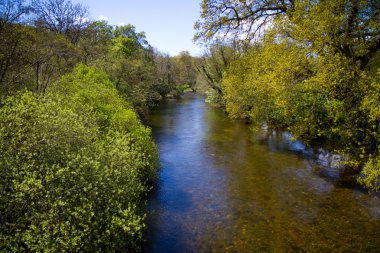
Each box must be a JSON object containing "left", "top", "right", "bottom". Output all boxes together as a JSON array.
[
  {"left": 224, "top": 40, "right": 312, "bottom": 125},
  {"left": 172, "top": 51, "right": 198, "bottom": 91},
  {"left": 204, "top": 88, "right": 224, "bottom": 105},
  {"left": 0, "top": 65, "right": 158, "bottom": 251},
  {"left": 78, "top": 20, "right": 113, "bottom": 64},
  {"left": 0, "top": 19, "right": 80, "bottom": 98},
  {"left": 194, "top": 43, "right": 237, "bottom": 106},
  {"left": 358, "top": 70, "right": 380, "bottom": 189},
  {"left": 290, "top": 0, "right": 380, "bottom": 69},
  {"left": 359, "top": 157, "right": 380, "bottom": 191},
  {"left": 94, "top": 24, "right": 164, "bottom": 116},
  {"left": 210, "top": 0, "right": 380, "bottom": 189}
]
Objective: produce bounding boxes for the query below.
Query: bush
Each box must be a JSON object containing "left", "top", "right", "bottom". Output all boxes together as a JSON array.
[
  {"left": 0, "top": 65, "right": 158, "bottom": 252},
  {"left": 359, "top": 157, "right": 380, "bottom": 191}
]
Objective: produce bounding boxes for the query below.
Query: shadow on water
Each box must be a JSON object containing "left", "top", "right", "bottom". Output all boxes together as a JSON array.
[{"left": 144, "top": 93, "right": 380, "bottom": 252}]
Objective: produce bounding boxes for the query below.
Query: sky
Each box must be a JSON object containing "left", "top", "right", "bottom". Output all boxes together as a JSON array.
[{"left": 72, "top": 0, "right": 205, "bottom": 56}]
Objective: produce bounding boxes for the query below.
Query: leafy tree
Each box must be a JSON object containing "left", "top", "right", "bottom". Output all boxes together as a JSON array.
[
  {"left": 359, "top": 156, "right": 380, "bottom": 191},
  {"left": 290, "top": 0, "right": 380, "bottom": 69},
  {"left": 78, "top": 20, "right": 113, "bottom": 64},
  {"left": 194, "top": 42, "right": 237, "bottom": 105},
  {"left": 223, "top": 40, "right": 312, "bottom": 124},
  {"left": 95, "top": 24, "right": 162, "bottom": 115},
  {"left": 172, "top": 51, "right": 198, "bottom": 91},
  {"left": 0, "top": 0, "right": 86, "bottom": 98},
  {"left": 0, "top": 65, "right": 158, "bottom": 251},
  {"left": 0, "top": 25, "right": 79, "bottom": 97},
  {"left": 358, "top": 70, "right": 380, "bottom": 190},
  {"left": 0, "top": 24, "right": 32, "bottom": 96},
  {"left": 29, "top": 29, "right": 80, "bottom": 94},
  {"left": 153, "top": 51, "right": 176, "bottom": 96},
  {"left": 208, "top": 0, "right": 380, "bottom": 189}
]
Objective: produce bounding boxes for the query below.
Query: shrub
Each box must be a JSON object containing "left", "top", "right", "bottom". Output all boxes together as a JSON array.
[{"left": 359, "top": 157, "right": 380, "bottom": 191}]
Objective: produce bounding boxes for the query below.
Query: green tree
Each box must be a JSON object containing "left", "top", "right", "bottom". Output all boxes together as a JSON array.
[
  {"left": 290, "top": 0, "right": 380, "bottom": 69},
  {"left": 96, "top": 24, "right": 162, "bottom": 115},
  {"left": 0, "top": 65, "right": 158, "bottom": 251},
  {"left": 153, "top": 52, "right": 176, "bottom": 96},
  {"left": 205, "top": 0, "right": 380, "bottom": 189},
  {"left": 195, "top": 42, "right": 237, "bottom": 105},
  {"left": 173, "top": 51, "right": 198, "bottom": 91},
  {"left": 78, "top": 20, "right": 113, "bottom": 64},
  {"left": 223, "top": 40, "right": 312, "bottom": 125}
]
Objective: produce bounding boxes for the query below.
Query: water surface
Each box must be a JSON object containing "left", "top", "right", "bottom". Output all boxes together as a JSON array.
[{"left": 145, "top": 93, "right": 380, "bottom": 252}]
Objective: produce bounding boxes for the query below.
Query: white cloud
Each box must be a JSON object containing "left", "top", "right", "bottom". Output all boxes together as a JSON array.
[
  {"left": 118, "top": 22, "right": 126, "bottom": 26},
  {"left": 98, "top": 15, "right": 109, "bottom": 21}
]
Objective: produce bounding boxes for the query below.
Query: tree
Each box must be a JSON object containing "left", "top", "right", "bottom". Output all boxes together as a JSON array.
[
  {"left": 290, "top": 0, "right": 380, "bottom": 69},
  {"left": 205, "top": 0, "right": 380, "bottom": 189},
  {"left": 172, "top": 51, "right": 198, "bottom": 91},
  {"left": 223, "top": 40, "right": 313, "bottom": 123},
  {"left": 31, "top": 0, "right": 89, "bottom": 44},
  {"left": 0, "top": 0, "right": 30, "bottom": 33},
  {"left": 194, "top": 42, "right": 237, "bottom": 105},
  {"left": 0, "top": 0, "right": 88, "bottom": 99},
  {"left": 153, "top": 51, "right": 176, "bottom": 96},
  {"left": 194, "top": 0, "right": 294, "bottom": 43},
  {"left": 28, "top": 29, "right": 80, "bottom": 94},
  {"left": 78, "top": 20, "right": 113, "bottom": 64},
  {"left": 0, "top": 24, "right": 31, "bottom": 96},
  {"left": 195, "top": 0, "right": 380, "bottom": 69},
  {"left": 0, "top": 24, "right": 80, "bottom": 97},
  {"left": 0, "top": 65, "right": 158, "bottom": 251},
  {"left": 95, "top": 24, "right": 161, "bottom": 115},
  {"left": 0, "top": 1, "right": 32, "bottom": 98}
]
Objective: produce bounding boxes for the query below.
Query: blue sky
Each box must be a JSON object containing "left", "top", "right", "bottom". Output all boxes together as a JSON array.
[{"left": 73, "top": 0, "right": 204, "bottom": 56}]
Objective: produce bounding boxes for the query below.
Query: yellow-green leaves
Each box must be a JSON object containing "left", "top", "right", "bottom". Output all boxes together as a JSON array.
[
  {"left": 221, "top": 4, "right": 380, "bottom": 190},
  {"left": 359, "top": 157, "right": 380, "bottom": 191},
  {"left": 0, "top": 65, "right": 158, "bottom": 251},
  {"left": 223, "top": 41, "right": 312, "bottom": 128}
]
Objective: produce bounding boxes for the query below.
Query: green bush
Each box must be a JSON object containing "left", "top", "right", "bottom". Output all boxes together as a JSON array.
[
  {"left": 0, "top": 65, "right": 158, "bottom": 252},
  {"left": 359, "top": 157, "right": 380, "bottom": 191}
]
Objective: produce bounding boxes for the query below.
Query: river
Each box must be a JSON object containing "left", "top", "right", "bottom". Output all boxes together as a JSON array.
[{"left": 144, "top": 93, "right": 380, "bottom": 252}]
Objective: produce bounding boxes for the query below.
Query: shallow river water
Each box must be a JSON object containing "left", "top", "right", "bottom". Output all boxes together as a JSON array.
[{"left": 144, "top": 93, "right": 380, "bottom": 252}]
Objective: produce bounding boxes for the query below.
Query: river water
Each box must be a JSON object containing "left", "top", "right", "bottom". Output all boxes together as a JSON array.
[{"left": 144, "top": 93, "right": 380, "bottom": 252}]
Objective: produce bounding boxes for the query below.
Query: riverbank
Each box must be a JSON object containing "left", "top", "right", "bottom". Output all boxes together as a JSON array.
[{"left": 144, "top": 93, "right": 380, "bottom": 252}]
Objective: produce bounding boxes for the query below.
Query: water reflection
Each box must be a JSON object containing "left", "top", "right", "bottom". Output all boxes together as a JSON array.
[{"left": 145, "top": 93, "right": 380, "bottom": 252}]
